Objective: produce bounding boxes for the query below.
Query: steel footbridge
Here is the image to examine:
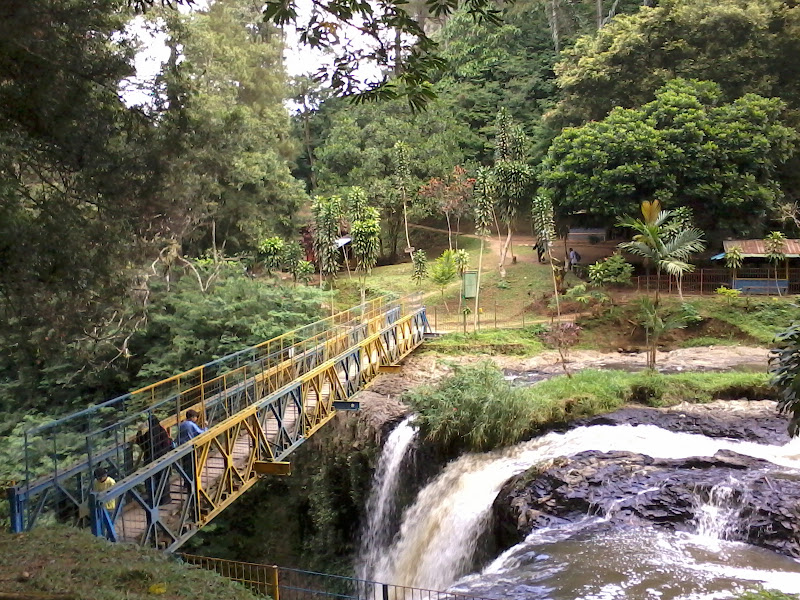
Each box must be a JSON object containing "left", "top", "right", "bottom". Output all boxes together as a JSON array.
[{"left": 8, "top": 295, "right": 429, "bottom": 551}]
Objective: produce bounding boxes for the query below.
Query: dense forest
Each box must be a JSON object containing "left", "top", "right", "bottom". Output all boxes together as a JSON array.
[{"left": 3, "top": 0, "right": 800, "bottom": 469}]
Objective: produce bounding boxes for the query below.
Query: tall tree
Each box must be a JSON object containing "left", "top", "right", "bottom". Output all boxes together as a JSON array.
[
  {"left": 552, "top": 0, "right": 800, "bottom": 126},
  {"left": 541, "top": 79, "right": 797, "bottom": 234},
  {"left": 493, "top": 108, "right": 534, "bottom": 275}
]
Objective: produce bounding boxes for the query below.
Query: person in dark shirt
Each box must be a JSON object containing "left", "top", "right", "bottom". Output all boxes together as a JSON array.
[{"left": 134, "top": 414, "right": 173, "bottom": 505}]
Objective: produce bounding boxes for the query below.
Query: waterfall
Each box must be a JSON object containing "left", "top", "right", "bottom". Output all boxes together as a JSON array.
[
  {"left": 692, "top": 482, "right": 745, "bottom": 542},
  {"left": 374, "top": 424, "right": 800, "bottom": 592},
  {"left": 358, "top": 415, "right": 418, "bottom": 581}
]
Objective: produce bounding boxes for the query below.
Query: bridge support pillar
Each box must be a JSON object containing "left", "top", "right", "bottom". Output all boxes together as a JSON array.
[{"left": 7, "top": 486, "right": 24, "bottom": 533}]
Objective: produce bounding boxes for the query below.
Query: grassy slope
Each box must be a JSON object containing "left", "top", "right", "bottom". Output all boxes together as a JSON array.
[
  {"left": 406, "top": 363, "right": 772, "bottom": 454},
  {"left": 0, "top": 526, "right": 263, "bottom": 600}
]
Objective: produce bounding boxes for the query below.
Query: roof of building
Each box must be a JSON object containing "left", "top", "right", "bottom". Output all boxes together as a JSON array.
[{"left": 721, "top": 239, "right": 800, "bottom": 258}]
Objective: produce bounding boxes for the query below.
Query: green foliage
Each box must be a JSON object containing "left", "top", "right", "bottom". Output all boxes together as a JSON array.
[
  {"left": 429, "top": 250, "right": 458, "bottom": 296},
  {"left": 0, "top": 526, "right": 265, "bottom": 600},
  {"left": 553, "top": 0, "right": 800, "bottom": 124},
  {"left": 296, "top": 260, "right": 315, "bottom": 285},
  {"left": 134, "top": 272, "right": 324, "bottom": 381},
  {"left": 313, "top": 196, "right": 342, "bottom": 283},
  {"left": 425, "top": 328, "right": 546, "bottom": 356},
  {"left": 405, "top": 362, "right": 544, "bottom": 452},
  {"left": 716, "top": 287, "right": 743, "bottom": 304},
  {"left": 411, "top": 250, "right": 429, "bottom": 285},
  {"left": 314, "top": 100, "right": 469, "bottom": 258},
  {"left": 350, "top": 207, "right": 381, "bottom": 276},
  {"left": 771, "top": 319, "right": 800, "bottom": 436},
  {"left": 259, "top": 236, "right": 286, "bottom": 274},
  {"left": 736, "top": 590, "right": 800, "bottom": 600},
  {"left": 453, "top": 249, "right": 470, "bottom": 276},
  {"left": 680, "top": 302, "right": 704, "bottom": 327},
  {"left": 619, "top": 200, "right": 706, "bottom": 282},
  {"left": 588, "top": 252, "right": 634, "bottom": 287},
  {"left": 725, "top": 246, "right": 744, "bottom": 272},
  {"left": 542, "top": 79, "right": 797, "bottom": 232},
  {"left": 561, "top": 284, "right": 610, "bottom": 307},
  {"left": 407, "top": 363, "right": 772, "bottom": 453},
  {"left": 473, "top": 168, "right": 495, "bottom": 238}
]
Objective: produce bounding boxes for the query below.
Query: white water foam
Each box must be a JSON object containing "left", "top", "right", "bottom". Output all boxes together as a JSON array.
[{"left": 374, "top": 424, "right": 800, "bottom": 591}]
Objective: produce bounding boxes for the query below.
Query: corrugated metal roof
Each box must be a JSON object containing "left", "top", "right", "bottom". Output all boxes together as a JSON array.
[{"left": 722, "top": 239, "right": 800, "bottom": 258}]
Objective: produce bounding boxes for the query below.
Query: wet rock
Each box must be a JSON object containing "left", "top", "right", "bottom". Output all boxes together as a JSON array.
[
  {"left": 573, "top": 402, "right": 789, "bottom": 446},
  {"left": 494, "top": 450, "right": 800, "bottom": 558}
]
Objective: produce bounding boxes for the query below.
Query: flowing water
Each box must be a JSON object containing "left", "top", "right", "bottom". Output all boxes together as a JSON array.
[
  {"left": 362, "top": 424, "right": 800, "bottom": 598},
  {"left": 358, "top": 416, "right": 418, "bottom": 581}
]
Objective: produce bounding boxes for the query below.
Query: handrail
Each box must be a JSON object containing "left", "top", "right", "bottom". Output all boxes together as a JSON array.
[{"left": 180, "top": 553, "right": 494, "bottom": 600}]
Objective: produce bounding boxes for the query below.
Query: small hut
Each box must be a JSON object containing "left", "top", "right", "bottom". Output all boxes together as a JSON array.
[{"left": 711, "top": 239, "right": 800, "bottom": 294}]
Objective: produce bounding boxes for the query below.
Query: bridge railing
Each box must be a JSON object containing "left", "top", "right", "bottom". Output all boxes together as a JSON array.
[
  {"left": 181, "top": 554, "right": 494, "bottom": 600},
  {"left": 9, "top": 294, "right": 422, "bottom": 533},
  {"left": 86, "top": 307, "right": 429, "bottom": 550}
]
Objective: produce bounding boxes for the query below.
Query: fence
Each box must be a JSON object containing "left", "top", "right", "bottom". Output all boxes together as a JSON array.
[
  {"left": 181, "top": 554, "right": 493, "bottom": 600},
  {"left": 635, "top": 267, "right": 800, "bottom": 296}
]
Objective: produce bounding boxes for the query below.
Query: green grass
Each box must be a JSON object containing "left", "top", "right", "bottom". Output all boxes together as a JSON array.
[
  {"left": 0, "top": 526, "right": 263, "bottom": 600},
  {"left": 694, "top": 296, "right": 799, "bottom": 344},
  {"left": 425, "top": 327, "right": 547, "bottom": 355},
  {"left": 406, "top": 363, "right": 772, "bottom": 453}
]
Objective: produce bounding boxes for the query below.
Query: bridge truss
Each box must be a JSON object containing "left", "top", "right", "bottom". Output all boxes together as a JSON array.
[{"left": 8, "top": 295, "right": 429, "bottom": 551}]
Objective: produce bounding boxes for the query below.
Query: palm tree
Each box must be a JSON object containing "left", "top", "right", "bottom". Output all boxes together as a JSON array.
[{"left": 619, "top": 200, "right": 705, "bottom": 368}]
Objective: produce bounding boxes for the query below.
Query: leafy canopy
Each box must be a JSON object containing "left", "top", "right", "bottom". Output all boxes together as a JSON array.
[{"left": 541, "top": 79, "right": 797, "bottom": 233}]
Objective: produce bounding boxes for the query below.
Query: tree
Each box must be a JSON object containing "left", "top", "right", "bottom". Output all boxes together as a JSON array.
[
  {"left": 160, "top": 0, "right": 309, "bottom": 255},
  {"left": 350, "top": 207, "right": 381, "bottom": 304},
  {"left": 411, "top": 250, "right": 429, "bottom": 286},
  {"left": 618, "top": 200, "right": 706, "bottom": 368},
  {"left": 312, "top": 196, "right": 342, "bottom": 287},
  {"left": 765, "top": 231, "right": 787, "bottom": 296},
  {"left": 771, "top": 323, "right": 800, "bottom": 436},
  {"left": 493, "top": 109, "right": 534, "bottom": 275},
  {"left": 541, "top": 79, "right": 797, "bottom": 234},
  {"left": 724, "top": 245, "right": 744, "bottom": 288},
  {"left": 259, "top": 237, "right": 285, "bottom": 275},
  {"left": 552, "top": 0, "right": 800, "bottom": 126},
  {"left": 418, "top": 166, "right": 474, "bottom": 250},
  {"left": 429, "top": 250, "right": 458, "bottom": 312},
  {"left": 532, "top": 194, "right": 564, "bottom": 315},
  {"left": 313, "top": 100, "right": 468, "bottom": 260}
]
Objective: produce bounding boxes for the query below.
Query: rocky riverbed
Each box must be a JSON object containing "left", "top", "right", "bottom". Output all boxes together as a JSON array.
[{"left": 493, "top": 398, "right": 800, "bottom": 560}]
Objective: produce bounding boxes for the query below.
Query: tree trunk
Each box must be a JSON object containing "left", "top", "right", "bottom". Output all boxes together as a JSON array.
[
  {"left": 473, "top": 237, "right": 484, "bottom": 332},
  {"left": 498, "top": 223, "right": 513, "bottom": 275},
  {"left": 403, "top": 200, "right": 413, "bottom": 260},
  {"left": 597, "top": 0, "right": 603, "bottom": 29},
  {"left": 445, "top": 212, "right": 453, "bottom": 250}
]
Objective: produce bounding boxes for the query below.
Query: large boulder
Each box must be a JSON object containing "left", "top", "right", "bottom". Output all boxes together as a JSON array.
[{"left": 494, "top": 449, "right": 800, "bottom": 558}]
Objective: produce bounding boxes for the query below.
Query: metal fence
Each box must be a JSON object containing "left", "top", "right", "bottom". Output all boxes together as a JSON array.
[
  {"left": 635, "top": 267, "right": 800, "bottom": 295},
  {"left": 9, "top": 294, "right": 423, "bottom": 535},
  {"left": 427, "top": 303, "right": 553, "bottom": 334},
  {"left": 181, "top": 554, "right": 494, "bottom": 600}
]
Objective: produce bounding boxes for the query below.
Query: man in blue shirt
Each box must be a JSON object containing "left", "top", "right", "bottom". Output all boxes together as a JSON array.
[
  {"left": 178, "top": 409, "right": 206, "bottom": 493},
  {"left": 178, "top": 409, "right": 206, "bottom": 445}
]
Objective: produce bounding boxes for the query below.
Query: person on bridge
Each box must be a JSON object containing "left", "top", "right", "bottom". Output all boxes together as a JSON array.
[
  {"left": 178, "top": 409, "right": 206, "bottom": 445},
  {"left": 178, "top": 409, "right": 206, "bottom": 492},
  {"left": 134, "top": 415, "right": 173, "bottom": 505},
  {"left": 93, "top": 467, "right": 117, "bottom": 540}
]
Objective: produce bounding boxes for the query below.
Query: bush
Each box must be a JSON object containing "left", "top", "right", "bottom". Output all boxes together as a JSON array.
[
  {"left": 588, "top": 252, "right": 634, "bottom": 287},
  {"left": 404, "top": 362, "right": 544, "bottom": 452}
]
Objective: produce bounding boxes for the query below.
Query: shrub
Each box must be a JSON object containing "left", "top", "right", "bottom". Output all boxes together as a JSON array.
[
  {"left": 588, "top": 252, "right": 634, "bottom": 287},
  {"left": 404, "top": 362, "right": 543, "bottom": 452}
]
